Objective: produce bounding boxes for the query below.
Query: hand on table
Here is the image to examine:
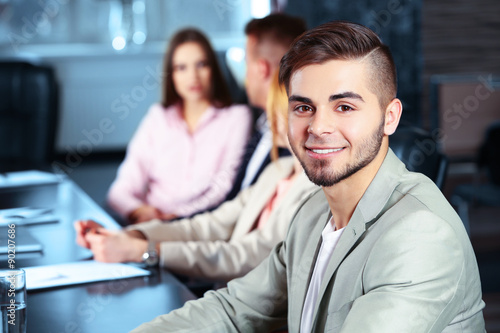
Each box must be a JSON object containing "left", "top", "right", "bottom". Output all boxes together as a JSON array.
[
  {"left": 158, "top": 212, "right": 178, "bottom": 221},
  {"left": 74, "top": 220, "right": 148, "bottom": 263},
  {"left": 128, "top": 205, "right": 178, "bottom": 224},
  {"left": 74, "top": 219, "right": 103, "bottom": 248}
]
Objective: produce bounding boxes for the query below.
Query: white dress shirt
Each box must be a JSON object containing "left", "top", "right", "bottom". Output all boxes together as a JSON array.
[{"left": 240, "top": 114, "right": 272, "bottom": 189}]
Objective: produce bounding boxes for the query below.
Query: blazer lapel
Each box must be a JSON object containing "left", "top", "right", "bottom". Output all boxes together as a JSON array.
[
  {"left": 308, "top": 209, "right": 368, "bottom": 324},
  {"left": 309, "top": 149, "right": 405, "bottom": 326},
  {"left": 289, "top": 203, "right": 331, "bottom": 331},
  {"left": 266, "top": 171, "right": 315, "bottom": 226},
  {"left": 231, "top": 157, "right": 294, "bottom": 239}
]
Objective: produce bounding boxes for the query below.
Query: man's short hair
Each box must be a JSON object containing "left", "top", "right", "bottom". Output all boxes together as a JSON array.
[
  {"left": 245, "top": 13, "right": 306, "bottom": 62},
  {"left": 279, "top": 21, "right": 397, "bottom": 110}
]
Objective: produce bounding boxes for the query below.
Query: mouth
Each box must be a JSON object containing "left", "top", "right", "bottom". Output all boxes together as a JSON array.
[
  {"left": 306, "top": 146, "right": 345, "bottom": 158},
  {"left": 310, "top": 148, "right": 343, "bottom": 154},
  {"left": 189, "top": 85, "right": 202, "bottom": 91}
]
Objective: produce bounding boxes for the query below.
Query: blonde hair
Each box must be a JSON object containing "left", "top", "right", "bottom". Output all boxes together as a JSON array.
[{"left": 266, "top": 70, "right": 289, "bottom": 161}]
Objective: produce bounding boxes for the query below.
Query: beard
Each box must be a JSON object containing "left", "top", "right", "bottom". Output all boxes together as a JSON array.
[{"left": 293, "top": 118, "right": 385, "bottom": 187}]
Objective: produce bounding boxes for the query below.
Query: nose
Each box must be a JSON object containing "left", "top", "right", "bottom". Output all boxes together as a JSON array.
[
  {"left": 192, "top": 68, "right": 200, "bottom": 80},
  {"left": 308, "top": 107, "right": 335, "bottom": 137},
  {"left": 186, "top": 65, "right": 200, "bottom": 81}
]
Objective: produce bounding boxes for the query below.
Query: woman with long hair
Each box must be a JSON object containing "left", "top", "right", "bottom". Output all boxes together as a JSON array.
[{"left": 107, "top": 28, "right": 252, "bottom": 224}]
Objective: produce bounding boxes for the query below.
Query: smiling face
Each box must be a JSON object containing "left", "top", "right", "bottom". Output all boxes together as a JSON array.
[
  {"left": 172, "top": 42, "right": 211, "bottom": 104},
  {"left": 287, "top": 59, "right": 391, "bottom": 187}
]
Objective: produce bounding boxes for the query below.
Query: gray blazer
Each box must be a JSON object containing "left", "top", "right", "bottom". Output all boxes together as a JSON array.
[
  {"left": 128, "top": 156, "right": 318, "bottom": 281},
  {"left": 131, "top": 149, "right": 485, "bottom": 332}
]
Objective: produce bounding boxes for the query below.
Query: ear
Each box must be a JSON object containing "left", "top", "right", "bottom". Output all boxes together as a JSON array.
[
  {"left": 384, "top": 98, "right": 402, "bottom": 136},
  {"left": 257, "top": 58, "right": 272, "bottom": 80}
]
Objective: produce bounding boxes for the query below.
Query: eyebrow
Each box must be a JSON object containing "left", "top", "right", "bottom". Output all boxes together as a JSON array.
[
  {"left": 288, "top": 92, "right": 365, "bottom": 104},
  {"left": 288, "top": 95, "right": 312, "bottom": 104},
  {"left": 329, "top": 92, "right": 364, "bottom": 102}
]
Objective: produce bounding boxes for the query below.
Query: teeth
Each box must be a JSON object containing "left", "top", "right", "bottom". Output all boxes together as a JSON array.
[{"left": 311, "top": 148, "right": 343, "bottom": 154}]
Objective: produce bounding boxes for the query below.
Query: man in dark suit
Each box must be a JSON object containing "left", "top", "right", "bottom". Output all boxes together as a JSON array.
[{"left": 225, "top": 13, "right": 306, "bottom": 200}]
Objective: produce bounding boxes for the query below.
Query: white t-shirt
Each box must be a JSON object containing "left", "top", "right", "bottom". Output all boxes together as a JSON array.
[{"left": 300, "top": 219, "right": 345, "bottom": 333}]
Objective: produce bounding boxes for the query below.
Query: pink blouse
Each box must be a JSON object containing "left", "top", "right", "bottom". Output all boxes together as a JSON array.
[{"left": 107, "top": 103, "right": 252, "bottom": 218}]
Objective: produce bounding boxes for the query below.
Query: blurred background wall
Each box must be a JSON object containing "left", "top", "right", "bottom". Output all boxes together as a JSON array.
[
  {"left": 0, "top": 0, "right": 256, "bottom": 156},
  {"left": 0, "top": 0, "right": 498, "bottom": 161}
]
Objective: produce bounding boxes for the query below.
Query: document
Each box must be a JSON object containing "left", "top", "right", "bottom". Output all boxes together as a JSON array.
[
  {"left": 0, "top": 170, "right": 61, "bottom": 188},
  {"left": 24, "top": 261, "right": 151, "bottom": 290},
  {"left": 0, "top": 207, "right": 58, "bottom": 226}
]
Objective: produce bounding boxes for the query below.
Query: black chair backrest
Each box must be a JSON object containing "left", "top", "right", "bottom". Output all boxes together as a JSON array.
[
  {"left": 215, "top": 51, "right": 247, "bottom": 104},
  {"left": 478, "top": 121, "right": 500, "bottom": 186},
  {"left": 0, "top": 61, "right": 58, "bottom": 172},
  {"left": 389, "top": 126, "right": 448, "bottom": 189}
]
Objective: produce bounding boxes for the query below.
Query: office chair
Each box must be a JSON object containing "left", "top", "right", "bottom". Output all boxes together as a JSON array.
[
  {"left": 216, "top": 51, "right": 247, "bottom": 104},
  {"left": 0, "top": 61, "right": 59, "bottom": 173},
  {"left": 451, "top": 122, "right": 500, "bottom": 234},
  {"left": 389, "top": 125, "right": 449, "bottom": 190}
]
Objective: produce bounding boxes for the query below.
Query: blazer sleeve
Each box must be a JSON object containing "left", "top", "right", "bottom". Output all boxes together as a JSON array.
[
  {"left": 339, "top": 210, "right": 479, "bottom": 332},
  {"left": 107, "top": 106, "right": 159, "bottom": 217},
  {"left": 129, "top": 185, "right": 313, "bottom": 333},
  {"left": 130, "top": 242, "right": 289, "bottom": 333},
  {"left": 126, "top": 185, "right": 254, "bottom": 243},
  {"left": 157, "top": 198, "right": 294, "bottom": 281},
  {"left": 153, "top": 174, "right": 316, "bottom": 281}
]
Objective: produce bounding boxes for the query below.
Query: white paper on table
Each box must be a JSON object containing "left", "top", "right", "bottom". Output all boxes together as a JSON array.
[
  {"left": 0, "top": 207, "right": 58, "bottom": 226},
  {"left": 0, "top": 170, "right": 61, "bottom": 187},
  {"left": 24, "top": 261, "right": 151, "bottom": 290}
]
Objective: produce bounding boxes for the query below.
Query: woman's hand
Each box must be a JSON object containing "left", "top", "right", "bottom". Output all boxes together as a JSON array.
[
  {"left": 84, "top": 229, "right": 148, "bottom": 263},
  {"left": 158, "top": 212, "right": 179, "bottom": 221},
  {"left": 128, "top": 205, "right": 162, "bottom": 224},
  {"left": 74, "top": 219, "right": 104, "bottom": 249},
  {"left": 128, "top": 205, "right": 178, "bottom": 223},
  {"left": 75, "top": 220, "right": 150, "bottom": 263}
]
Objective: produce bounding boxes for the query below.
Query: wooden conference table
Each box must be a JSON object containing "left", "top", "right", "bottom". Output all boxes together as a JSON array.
[{"left": 0, "top": 171, "right": 196, "bottom": 332}]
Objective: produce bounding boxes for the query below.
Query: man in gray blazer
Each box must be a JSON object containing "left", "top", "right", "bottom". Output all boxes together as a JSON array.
[{"left": 131, "top": 21, "right": 485, "bottom": 332}]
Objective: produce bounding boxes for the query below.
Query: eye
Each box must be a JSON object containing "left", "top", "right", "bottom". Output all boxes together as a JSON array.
[
  {"left": 196, "top": 60, "right": 208, "bottom": 69},
  {"left": 294, "top": 105, "right": 313, "bottom": 113},
  {"left": 336, "top": 105, "right": 353, "bottom": 112},
  {"left": 174, "top": 64, "right": 186, "bottom": 72}
]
